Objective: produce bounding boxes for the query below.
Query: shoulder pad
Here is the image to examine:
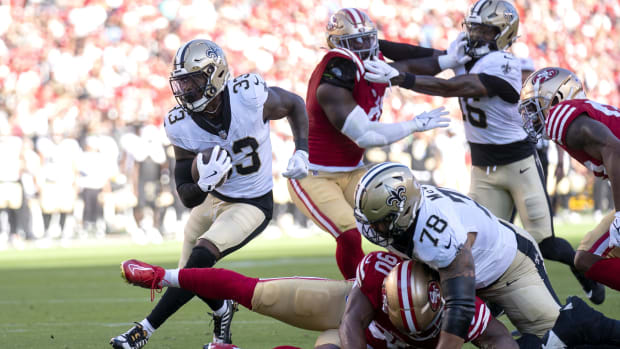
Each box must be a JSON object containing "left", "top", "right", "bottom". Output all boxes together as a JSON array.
[
  {"left": 321, "top": 56, "right": 357, "bottom": 90},
  {"left": 229, "top": 73, "right": 269, "bottom": 109}
]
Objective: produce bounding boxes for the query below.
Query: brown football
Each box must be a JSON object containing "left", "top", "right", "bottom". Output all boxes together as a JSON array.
[{"left": 191, "top": 148, "right": 233, "bottom": 187}]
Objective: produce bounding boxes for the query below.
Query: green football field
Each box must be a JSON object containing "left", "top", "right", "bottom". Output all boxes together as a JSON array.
[{"left": 1, "top": 221, "right": 618, "bottom": 349}]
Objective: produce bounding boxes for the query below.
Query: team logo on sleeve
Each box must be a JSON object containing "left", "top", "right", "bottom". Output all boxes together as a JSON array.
[
  {"left": 532, "top": 68, "right": 559, "bottom": 85},
  {"left": 385, "top": 185, "right": 407, "bottom": 208},
  {"left": 428, "top": 281, "right": 441, "bottom": 312}
]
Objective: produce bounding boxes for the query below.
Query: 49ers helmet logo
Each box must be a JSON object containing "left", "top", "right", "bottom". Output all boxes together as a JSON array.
[
  {"left": 428, "top": 281, "right": 441, "bottom": 311},
  {"left": 532, "top": 68, "right": 559, "bottom": 85}
]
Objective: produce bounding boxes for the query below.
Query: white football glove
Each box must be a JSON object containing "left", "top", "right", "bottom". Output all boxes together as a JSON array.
[
  {"left": 363, "top": 57, "right": 400, "bottom": 84},
  {"left": 412, "top": 107, "right": 451, "bottom": 132},
  {"left": 438, "top": 32, "right": 472, "bottom": 70},
  {"left": 282, "top": 149, "right": 309, "bottom": 179},
  {"left": 609, "top": 212, "right": 620, "bottom": 248},
  {"left": 196, "top": 145, "right": 232, "bottom": 192}
]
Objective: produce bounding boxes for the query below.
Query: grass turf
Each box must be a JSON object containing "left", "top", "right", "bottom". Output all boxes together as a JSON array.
[{"left": 1, "top": 221, "right": 618, "bottom": 349}]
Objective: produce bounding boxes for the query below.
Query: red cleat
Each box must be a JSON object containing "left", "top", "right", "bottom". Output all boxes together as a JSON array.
[{"left": 120, "top": 259, "right": 165, "bottom": 301}]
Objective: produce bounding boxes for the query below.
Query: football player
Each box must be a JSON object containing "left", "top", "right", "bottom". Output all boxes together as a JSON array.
[
  {"left": 118, "top": 251, "right": 518, "bottom": 349},
  {"left": 520, "top": 67, "right": 620, "bottom": 294},
  {"left": 361, "top": 0, "right": 603, "bottom": 304},
  {"left": 354, "top": 162, "right": 561, "bottom": 347},
  {"left": 287, "top": 7, "right": 450, "bottom": 280},
  {"left": 110, "top": 39, "right": 310, "bottom": 349}
]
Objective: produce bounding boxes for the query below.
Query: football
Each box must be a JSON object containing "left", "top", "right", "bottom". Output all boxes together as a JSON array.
[{"left": 191, "top": 147, "right": 233, "bottom": 187}]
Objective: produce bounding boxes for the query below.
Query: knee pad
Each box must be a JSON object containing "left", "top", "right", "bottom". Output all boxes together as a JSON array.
[{"left": 184, "top": 246, "right": 217, "bottom": 268}]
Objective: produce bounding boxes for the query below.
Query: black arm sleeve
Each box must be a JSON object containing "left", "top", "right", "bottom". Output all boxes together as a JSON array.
[
  {"left": 319, "top": 57, "right": 356, "bottom": 91},
  {"left": 441, "top": 276, "right": 476, "bottom": 339},
  {"left": 378, "top": 39, "right": 439, "bottom": 61},
  {"left": 478, "top": 73, "right": 519, "bottom": 103},
  {"left": 174, "top": 158, "right": 207, "bottom": 208}
]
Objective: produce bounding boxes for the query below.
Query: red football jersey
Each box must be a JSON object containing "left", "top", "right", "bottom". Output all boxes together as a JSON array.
[
  {"left": 306, "top": 48, "right": 388, "bottom": 170},
  {"left": 355, "top": 252, "right": 491, "bottom": 348},
  {"left": 545, "top": 99, "right": 620, "bottom": 179}
]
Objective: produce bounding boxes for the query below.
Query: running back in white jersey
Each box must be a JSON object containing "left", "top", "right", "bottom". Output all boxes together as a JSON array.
[
  {"left": 164, "top": 73, "right": 273, "bottom": 199},
  {"left": 454, "top": 51, "right": 526, "bottom": 144},
  {"left": 408, "top": 185, "right": 517, "bottom": 288}
]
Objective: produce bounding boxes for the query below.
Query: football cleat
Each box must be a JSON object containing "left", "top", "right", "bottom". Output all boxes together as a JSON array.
[
  {"left": 211, "top": 300, "right": 238, "bottom": 344},
  {"left": 110, "top": 322, "right": 150, "bottom": 349},
  {"left": 542, "top": 296, "right": 598, "bottom": 348},
  {"left": 120, "top": 259, "right": 165, "bottom": 301},
  {"left": 582, "top": 278, "right": 605, "bottom": 305}
]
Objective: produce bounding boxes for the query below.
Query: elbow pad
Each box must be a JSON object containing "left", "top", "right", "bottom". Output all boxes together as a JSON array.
[
  {"left": 340, "top": 106, "right": 415, "bottom": 148},
  {"left": 441, "top": 276, "right": 476, "bottom": 339}
]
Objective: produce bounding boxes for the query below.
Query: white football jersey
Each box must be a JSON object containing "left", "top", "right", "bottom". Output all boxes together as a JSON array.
[
  {"left": 164, "top": 73, "right": 273, "bottom": 199},
  {"left": 454, "top": 51, "right": 526, "bottom": 144},
  {"left": 399, "top": 185, "right": 516, "bottom": 288}
]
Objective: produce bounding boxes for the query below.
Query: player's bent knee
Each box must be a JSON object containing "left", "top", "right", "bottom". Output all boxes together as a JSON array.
[
  {"left": 315, "top": 329, "right": 340, "bottom": 349},
  {"left": 184, "top": 245, "right": 218, "bottom": 268},
  {"left": 252, "top": 279, "right": 350, "bottom": 331}
]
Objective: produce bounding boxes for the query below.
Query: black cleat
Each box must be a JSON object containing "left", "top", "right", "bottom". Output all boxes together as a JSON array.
[
  {"left": 543, "top": 296, "right": 598, "bottom": 348},
  {"left": 211, "top": 300, "right": 238, "bottom": 344},
  {"left": 583, "top": 279, "right": 605, "bottom": 305},
  {"left": 574, "top": 269, "right": 605, "bottom": 305},
  {"left": 110, "top": 322, "right": 150, "bottom": 349}
]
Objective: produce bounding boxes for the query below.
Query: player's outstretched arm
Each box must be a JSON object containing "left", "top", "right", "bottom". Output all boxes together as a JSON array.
[
  {"left": 263, "top": 86, "right": 310, "bottom": 179},
  {"left": 378, "top": 39, "right": 443, "bottom": 62},
  {"left": 378, "top": 39, "right": 444, "bottom": 76},
  {"left": 339, "top": 286, "right": 374, "bottom": 349},
  {"left": 317, "top": 83, "right": 450, "bottom": 149},
  {"left": 364, "top": 58, "right": 488, "bottom": 98},
  {"left": 566, "top": 115, "right": 620, "bottom": 245},
  {"left": 436, "top": 234, "right": 477, "bottom": 349}
]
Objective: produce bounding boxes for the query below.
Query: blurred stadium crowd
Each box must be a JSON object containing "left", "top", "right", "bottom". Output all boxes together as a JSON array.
[{"left": 0, "top": 0, "right": 618, "bottom": 247}]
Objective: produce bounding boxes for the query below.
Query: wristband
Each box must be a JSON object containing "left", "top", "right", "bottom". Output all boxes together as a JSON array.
[{"left": 294, "top": 138, "right": 309, "bottom": 152}]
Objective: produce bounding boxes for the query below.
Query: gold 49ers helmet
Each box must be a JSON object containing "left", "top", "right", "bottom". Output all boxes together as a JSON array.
[
  {"left": 383, "top": 260, "right": 444, "bottom": 340},
  {"left": 464, "top": 0, "right": 519, "bottom": 57},
  {"left": 354, "top": 162, "right": 421, "bottom": 250},
  {"left": 170, "top": 39, "right": 231, "bottom": 113},
  {"left": 326, "top": 8, "right": 379, "bottom": 60},
  {"left": 519, "top": 67, "right": 586, "bottom": 141}
]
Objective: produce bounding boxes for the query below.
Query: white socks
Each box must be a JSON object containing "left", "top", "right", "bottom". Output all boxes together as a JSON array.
[
  {"left": 139, "top": 319, "right": 155, "bottom": 337},
  {"left": 161, "top": 269, "right": 180, "bottom": 288}
]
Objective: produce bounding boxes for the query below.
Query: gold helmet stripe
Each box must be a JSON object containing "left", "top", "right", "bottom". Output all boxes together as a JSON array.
[{"left": 397, "top": 260, "right": 419, "bottom": 333}]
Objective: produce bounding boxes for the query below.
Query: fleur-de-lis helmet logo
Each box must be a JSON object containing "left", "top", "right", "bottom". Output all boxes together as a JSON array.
[{"left": 385, "top": 185, "right": 407, "bottom": 209}]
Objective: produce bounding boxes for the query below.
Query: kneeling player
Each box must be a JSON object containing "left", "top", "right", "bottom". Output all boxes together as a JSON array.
[{"left": 119, "top": 251, "right": 514, "bottom": 348}]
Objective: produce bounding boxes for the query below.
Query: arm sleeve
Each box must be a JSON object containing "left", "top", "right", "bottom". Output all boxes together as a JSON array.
[
  {"left": 478, "top": 73, "right": 519, "bottom": 104},
  {"left": 441, "top": 275, "right": 477, "bottom": 339},
  {"left": 174, "top": 158, "right": 207, "bottom": 208},
  {"left": 379, "top": 39, "right": 439, "bottom": 61},
  {"left": 319, "top": 57, "right": 357, "bottom": 91},
  {"left": 341, "top": 105, "right": 418, "bottom": 148}
]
